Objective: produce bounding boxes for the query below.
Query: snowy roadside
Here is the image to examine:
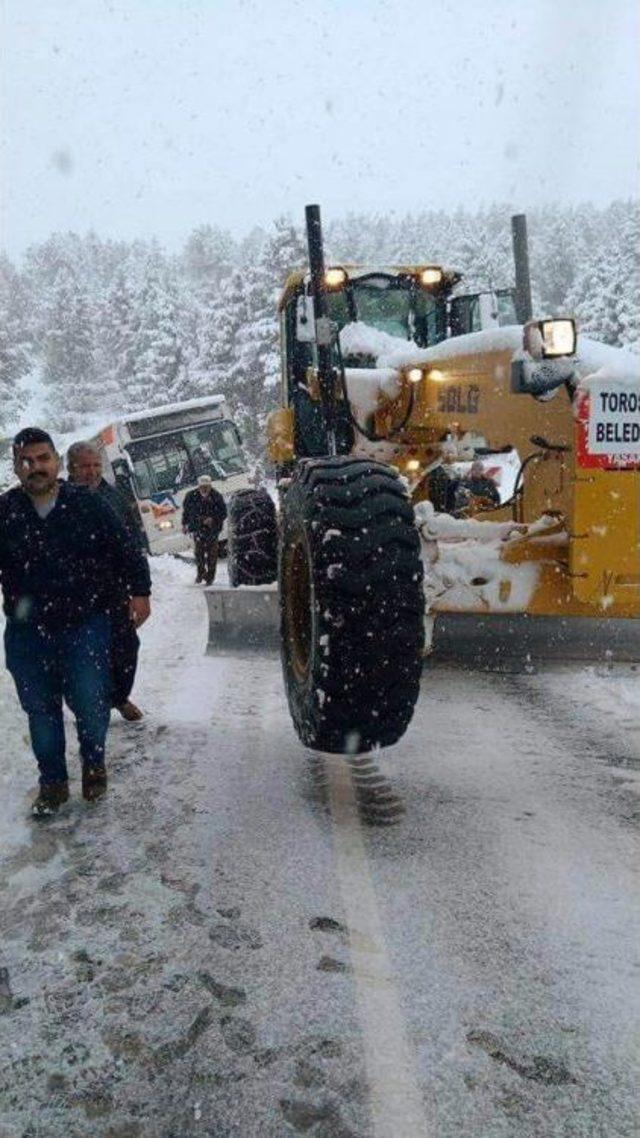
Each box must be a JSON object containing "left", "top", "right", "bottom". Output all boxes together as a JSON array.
[{"left": 0, "top": 555, "right": 369, "bottom": 1138}]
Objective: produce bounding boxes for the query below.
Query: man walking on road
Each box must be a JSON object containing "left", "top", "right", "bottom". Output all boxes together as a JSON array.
[
  {"left": 0, "top": 428, "right": 151, "bottom": 817},
  {"left": 67, "top": 440, "right": 146, "bottom": 722},
  {"left": 182, "top": 474, "right": 227, "bottom": 585}
]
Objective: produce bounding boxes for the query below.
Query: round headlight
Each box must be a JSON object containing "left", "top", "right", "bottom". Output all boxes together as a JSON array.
[{"left": 407, "top": 367, "right": 423, "bottom": 384}]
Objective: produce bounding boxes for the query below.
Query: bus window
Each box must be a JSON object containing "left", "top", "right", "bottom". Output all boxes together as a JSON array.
[
  {"left": 182, "top": 422, "right": 247, "bottom": 475},
  {"left": 126, "top": 421, "right": 247, "bottom": 496},
  {"left": 127, "top": 434, "right": 192, "bottom": 496}
]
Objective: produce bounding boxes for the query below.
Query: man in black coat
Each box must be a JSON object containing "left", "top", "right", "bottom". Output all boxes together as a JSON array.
[
  {"left": 67, "top": 440, "right": 146, "bottom": 722},
  {"left": 0, "top": 428, "right": 151, "bottom": 817},
  {"left": 457, "top": 460, "right": 501, "bottom": 511},
  {"left": 182, "top": 475, "right": 227, "bottom": 585}
]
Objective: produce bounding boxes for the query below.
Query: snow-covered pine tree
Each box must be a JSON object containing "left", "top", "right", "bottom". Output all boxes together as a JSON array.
[
  {"left": 182, "top": 225, "right": 237, "bottom": 290},
  {"left": 446, "top": 206, "right": 514, "bottom": 294},
  {"left": 238, "top": 226, "right": 266, "bottom": 270},
  {"left": 609, "top": 202, "right": 639, "bottom": 352},
  {"left": 128, "top": 267, "right": 187, "bottom": 410},
  {"left": 95, "top": 269, "right": 138, "bottom": 413},
  {"left": 565, "top": 202, "right": 640, "bottom": 350},
  {"left": 42, "top": 263, "right": 98, "bottom": 426},
  {"left": 0, "top": 255, "right": 30, "bottom": 428},
  {"left": 230, "top": 217, "right": 306, "bottom": 453},
  {"left": 196, "top": 269, "right": 248, "bottom": 402},
  {"left": 531, "top": 206, "right": 583, "bottom": 315}
]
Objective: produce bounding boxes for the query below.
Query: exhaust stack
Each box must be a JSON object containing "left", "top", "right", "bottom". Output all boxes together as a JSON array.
[
  {"left": 305, "top": 204, "right": 337, "bottom": 455},
  {"left": 511, "top": 213, "right": 533, "bottom": 324}
]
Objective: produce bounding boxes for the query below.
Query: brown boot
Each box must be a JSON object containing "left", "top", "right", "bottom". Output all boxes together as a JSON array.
[
  {"left": 117, "top": 700, "right": 144, "bottom": 721},
  {"left": 31, "top": 781, "right": 69, "bottom": 819},
  {"left": 82, "top": 766, "right": 108, "bottom": 802}
]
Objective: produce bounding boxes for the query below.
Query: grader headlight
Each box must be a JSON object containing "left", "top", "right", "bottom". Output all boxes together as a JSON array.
[
  {"left": 324, "top": 266, "right": 348, "bottom": 289},
  {"left": 406, "top": 366, "right": 446, "bottom": 385},
  {"left": 419, "top": 267, "right": 444, "bottom": 287},
  {"left": 540, "top": 318, "right": 577, "bottom": 358},
  {"left": 524, "top": 317, "right": 577, "bottom": 360}
]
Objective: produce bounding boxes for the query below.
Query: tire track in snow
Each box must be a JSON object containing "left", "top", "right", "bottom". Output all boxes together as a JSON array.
[{"left": 326, "top": 754, "right": 432, "bottom": 1137}]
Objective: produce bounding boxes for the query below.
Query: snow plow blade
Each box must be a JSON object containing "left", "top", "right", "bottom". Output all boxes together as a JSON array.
[
  {"left": 204, "top": 582, "right": 639, "bottom": 666},
  {"left": 430, "top": 613, "right": 640, "bottom": 669},
  {"left": 205, "top": 582, "right": 279, "bottom": 655}
]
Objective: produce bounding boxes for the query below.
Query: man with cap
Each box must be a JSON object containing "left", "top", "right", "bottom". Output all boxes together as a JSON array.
[
  {"left": 0, "top": 427, "right": 151, "bottom": 817},
  {"left": 182, "top": 475, "right": 227, "bottom": 585},
  {"left": 66, "top": 440, "right": 147, "bottom": 722}
]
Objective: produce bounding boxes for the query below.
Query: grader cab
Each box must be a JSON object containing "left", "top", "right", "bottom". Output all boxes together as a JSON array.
[{"left": 226, "top": 205, "right": 640, "bottom": 754}]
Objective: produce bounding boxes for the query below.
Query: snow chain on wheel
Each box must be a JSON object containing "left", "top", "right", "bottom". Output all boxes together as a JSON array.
[
  {"left": 227, "top": 489, "right": 278, "bottom": 587},
  {"left": 279, "top": 456, "right": 425, "bottom": 754}
]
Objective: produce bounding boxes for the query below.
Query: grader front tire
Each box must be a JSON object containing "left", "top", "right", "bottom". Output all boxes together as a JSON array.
[{"left": 279, "top": 457, "right": 424, "bottom": 754}]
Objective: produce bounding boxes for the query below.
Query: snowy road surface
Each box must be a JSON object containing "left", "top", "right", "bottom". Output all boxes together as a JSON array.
[{"left": 1, "top": 556, "right": 639, "bottom": 1138}]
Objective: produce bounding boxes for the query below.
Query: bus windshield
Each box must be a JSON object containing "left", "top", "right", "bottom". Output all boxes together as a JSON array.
[{"left": 126, "top": 420, "right": 246, "bottom": 498}]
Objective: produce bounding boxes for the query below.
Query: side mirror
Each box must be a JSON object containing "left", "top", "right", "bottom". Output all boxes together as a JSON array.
[
  {"left": 113, "top": 456, "right": 133, "bottom": 478},
  {"left": 296, "top": 294, "right": 316, "bottom": 343}
]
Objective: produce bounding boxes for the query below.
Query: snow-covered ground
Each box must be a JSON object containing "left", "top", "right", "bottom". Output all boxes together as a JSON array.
[{"left": 0, "top": 556, "right": 639, "bottom": 1137}]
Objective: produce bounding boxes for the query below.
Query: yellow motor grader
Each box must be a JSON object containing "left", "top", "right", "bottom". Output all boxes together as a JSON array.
[{"left": 227, "top": 206, "right": 639, "bottom": 754}]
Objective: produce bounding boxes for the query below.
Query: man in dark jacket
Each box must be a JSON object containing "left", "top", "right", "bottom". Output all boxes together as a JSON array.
[
  {"left": 67, "top": 440, "right": 146, "bottom": 722},
  {"left": 0, "top": 428, "right": 151, "bottom": 817},
  {"left": 182, "top": 475, "right": 227, "bottom": 585},
  {"left": 457, "top": 460, "right": 501, "bottom": 510}
]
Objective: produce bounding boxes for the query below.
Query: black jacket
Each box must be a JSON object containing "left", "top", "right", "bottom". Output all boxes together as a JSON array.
[
  {"left": 182, "top": 487, "right": 227, "bottom": 537},
  {"left": 96, "top": 478, "right": 145, "bottom": 550},
  {"left": 0, "top": 481, "right": 151, "bottom": 630},
  {"left": 461, "top": 476, "right": 501, "bottom": 507}
]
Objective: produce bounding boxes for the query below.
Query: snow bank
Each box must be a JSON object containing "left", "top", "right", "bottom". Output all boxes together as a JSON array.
[{"left": 416, "top": 504, "right": 563, "bottom": 614}]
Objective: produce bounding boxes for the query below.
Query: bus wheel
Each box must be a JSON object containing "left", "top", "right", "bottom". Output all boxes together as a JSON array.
[
  {"left": 227, "top": 489, "right": 278, "bottom": 587},
  {"left": 279, "top": 457, "right": 425, "bottom": 754}
]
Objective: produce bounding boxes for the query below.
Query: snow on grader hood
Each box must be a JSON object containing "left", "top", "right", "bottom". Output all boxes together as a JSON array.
[{"left": 229, "top": 205, "right": 638, "bottom": 758}]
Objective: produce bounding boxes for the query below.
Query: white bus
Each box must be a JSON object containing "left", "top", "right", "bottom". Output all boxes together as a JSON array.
[{"left": 91, "top": 395, "right": 251, "bottom": 555}]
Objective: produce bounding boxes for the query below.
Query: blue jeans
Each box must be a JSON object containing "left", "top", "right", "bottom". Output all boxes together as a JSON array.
[{"left": 5, "top": 614, "right": 111, "bottom": 787}]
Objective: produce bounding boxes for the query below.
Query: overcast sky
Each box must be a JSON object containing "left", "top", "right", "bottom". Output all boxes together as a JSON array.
[{"left": 1, "top": 0, "right": 638, "bottom": 259}]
